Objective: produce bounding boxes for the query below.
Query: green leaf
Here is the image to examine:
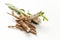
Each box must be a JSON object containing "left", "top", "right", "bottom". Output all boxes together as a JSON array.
[
  {"left": 39, "top": 11, "right": 44, "bottom": 16},
  {"left": 27, "top": 13, "right": 31, "bottom": 15},
  {"left": 20, "top": 9, "right": 25, "bottom": 12},
  {"left": 42, "top": 16, "right": 48, "bottom": 21},
  {"left": 6, "top": 3, "right": 20, "bottom": 14},
  {"left": 27, "top": 10, "right": 31, "bottom": 15},
  {"left": 43, "top": 18, "right": 44, "bottom": 21},
  {"left": 39, "top": 11, "right": 48, "bottom": 21}
]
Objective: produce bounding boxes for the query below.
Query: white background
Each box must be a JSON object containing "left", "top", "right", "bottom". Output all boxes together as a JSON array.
[{"left": 0, "top": 0, "right": 60, "bottom": 40}]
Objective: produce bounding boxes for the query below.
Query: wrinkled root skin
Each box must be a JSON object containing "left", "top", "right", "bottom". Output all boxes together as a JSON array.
[{"left": 8, "top": 10, "right": 40, "bottom": 35}]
